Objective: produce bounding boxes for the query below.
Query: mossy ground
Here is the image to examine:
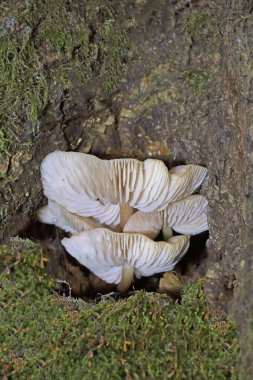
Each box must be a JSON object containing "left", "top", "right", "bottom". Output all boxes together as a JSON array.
[{"left": 0, "top": 239, "right": 239, "bottom": 379}]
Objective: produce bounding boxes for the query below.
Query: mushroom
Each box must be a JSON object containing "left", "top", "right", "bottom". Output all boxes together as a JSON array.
[
  {"left": 61, "top": 228, "right": 190, "bottom": 292},
  {"left": 41, "top": 151, "right": 207, "bottom": 230},
  {"left": 123, "top": 195, "right": 208, "bottom": 240},
  {"left": 37, "top": 200, "right": 101, "bottom": 234}
]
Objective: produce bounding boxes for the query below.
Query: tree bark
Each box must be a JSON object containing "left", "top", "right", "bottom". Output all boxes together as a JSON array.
[{"left": 1, "top": 0, "right": 253, "bottom": 374}]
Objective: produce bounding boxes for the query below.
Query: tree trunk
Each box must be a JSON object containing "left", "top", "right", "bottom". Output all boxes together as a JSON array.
[{"left": 1, "top": 0, "right": 252, "bottom": 375}]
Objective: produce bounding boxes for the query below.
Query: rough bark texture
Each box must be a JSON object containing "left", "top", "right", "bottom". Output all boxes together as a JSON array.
[
  {"left": 1, "top": 0, "right": 253, "bottom": 375},
  {"left": 235, "top": 1, "right": 253, "bottom": 376}
]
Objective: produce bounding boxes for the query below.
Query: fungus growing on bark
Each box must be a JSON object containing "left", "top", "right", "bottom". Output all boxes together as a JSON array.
[
  {"left": 123, "top": 195, "right": 208, "bottom": 239},
  {"left": 37, "top": 200, "right": 101, "bottom": 234},
  {"left": 37, "top": 151, "right": 208, "bottom": 294},
  {"left": 62, "top": 228, "right": 190, "bottom": 292},
  {"left": 40, "top": 151, "right": 207, "bottom": 230}
]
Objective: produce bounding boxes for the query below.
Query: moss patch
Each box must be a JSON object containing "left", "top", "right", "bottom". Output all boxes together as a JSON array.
[
  {"left": 0, "top": 239, "right": 239, "bottom": 379},
  {"left": 0, "top": 19, "right": 48, "bottom": 154},
  {"left": 239, "top": 316, "right": 253, "bottom": 379},
  {"left": 187, "top": 11, "right": 218, "bottom": 41},
  {"left": 0, "top": 1, "right": 131, "bottom": 158},
  {"left": 187, "top": 70, "right": 210, "bottom": 94}
]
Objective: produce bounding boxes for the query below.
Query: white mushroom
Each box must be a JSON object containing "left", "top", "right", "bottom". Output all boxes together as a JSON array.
[
  {"left": 123, "top": 195, "right": 208, "bottom": 239},
  {"left": 62, "top": 228, "right": 190, "bottom": 292},
  {"left": 37, "top": 200, "right": 101, "bottom": 234},
  {"left": 41, "top": 151, "right": 207, "bottom": 229},
  {"left": 171, "top": 210, "right": 208, "bottom": 235},
  {"left": 166, "top": 165, "right": 207, "bottom": 204}
]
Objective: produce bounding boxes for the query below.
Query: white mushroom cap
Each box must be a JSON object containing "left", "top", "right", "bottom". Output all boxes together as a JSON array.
[
  {"left": 41, "top": 151, "right": 170, "bottom": 213},
  {"left": 41, "top": 152, "right": 207, "bottom": 228},
  {"left": 61, "top": 228, "right": 190, "bottom": 292},
  {"left": 123, "top": 211, "right": 162, "bottom": 239},
  {"left": 124, "top": 195, "right": 208, "bottom": 239},
  {"left": 37, "top": 200, "right": 101, "bottom": 234},
  {"left": 172, "top": 210, "right": 208, "bottom": 235},
  {"left": 166, "top": 165, "right": 207, "bottom": 203},
  {"left": 41, "top": 152, "right": 120, "bottom": 226}
]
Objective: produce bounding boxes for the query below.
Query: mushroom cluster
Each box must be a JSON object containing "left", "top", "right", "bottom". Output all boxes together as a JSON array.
[{"left": 38, "top": 151, "right": 208, "bottom": 292}]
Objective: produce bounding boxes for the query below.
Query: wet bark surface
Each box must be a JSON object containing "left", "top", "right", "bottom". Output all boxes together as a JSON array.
[{"left": 1, "top": 0, "right": 253, "bottom": 372}]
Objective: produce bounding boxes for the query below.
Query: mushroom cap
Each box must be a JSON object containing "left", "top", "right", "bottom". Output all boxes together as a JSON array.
[
  {"left": 172, "top": 210, "right": 208, "bottom": 235},
  {"left": 166, "top": 165, "right": 207, "bottom": 203},
  {"left": 124, "top": 195, "right": 208, "bottom": 239},
  {"left": 61, "top": 228, "right": 190, "bottom": 285},
  {"left": 41, "top": 151, "right": 170, "bottom": 215},
  {"left": 41, "top": 152, "right": 207, "bottom": 225},
  {"left": 41, "top": 152, "right": 120, "bottom": 226},
  {"left": 123, "top": 211, "right": 162, "bottom": 239},
  {"left": 37, "top": 200, "right": 101, "bottom": 234}
]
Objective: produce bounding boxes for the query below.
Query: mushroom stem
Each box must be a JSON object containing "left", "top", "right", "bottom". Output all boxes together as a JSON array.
[
  {"left": 120, "top": 204, "right": 134, "bottom": 230},
  {"left": 117, "top": 263, "right": 135, "bottom": 292},
  {"left": 162, "top": 226, "right": 173, "bottom": 241}
]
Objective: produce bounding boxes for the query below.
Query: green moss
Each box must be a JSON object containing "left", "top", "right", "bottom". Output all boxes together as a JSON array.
[
  {"left": 0, "top": 239, "right": 239, "bottom": 379},
  {"left": 187, "top": 70, "right": 210, "bottom": 94},
  {"left": 0, "top": 1, "right": 131, "bottom": 158},
  {"left": 0, "top": 238, "right": 53, "bottom": 295},
  {"left": 100, "top": 19, "right": 130, "bottom": 93},
  {"left": 239, "top": 316, "right": 253, "bottom": 379},
  {"left": 0, "top": 128, "right": 11, "bottom": 157},
  {"left": 0, "top": 20, "right": 48, "bottom": 156},
  {"left": 187, "top": 11, "right": 217, "bottom": 40}
]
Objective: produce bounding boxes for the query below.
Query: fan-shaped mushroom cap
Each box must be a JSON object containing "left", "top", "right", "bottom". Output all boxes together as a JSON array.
[
  {"left": 62, "top": 228, "right": 190, "bottom": 292},
  {"left": 37, "top": 200, "right": 101, "bottom": 234},
  {"left": 41, "top": 152, "right": 169, "bottom": 215},
  {"left": 41, "top": 152, "right": 207, "bottom": 229},
  {"left": 166, "top": 166, "right": 207, "bottom": 203},
  {"left": 123, "top": 195, "right": 208, "bottom": 239},
  {"left": 172, "top": 210, "right": 208, "bottom": 235}
]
